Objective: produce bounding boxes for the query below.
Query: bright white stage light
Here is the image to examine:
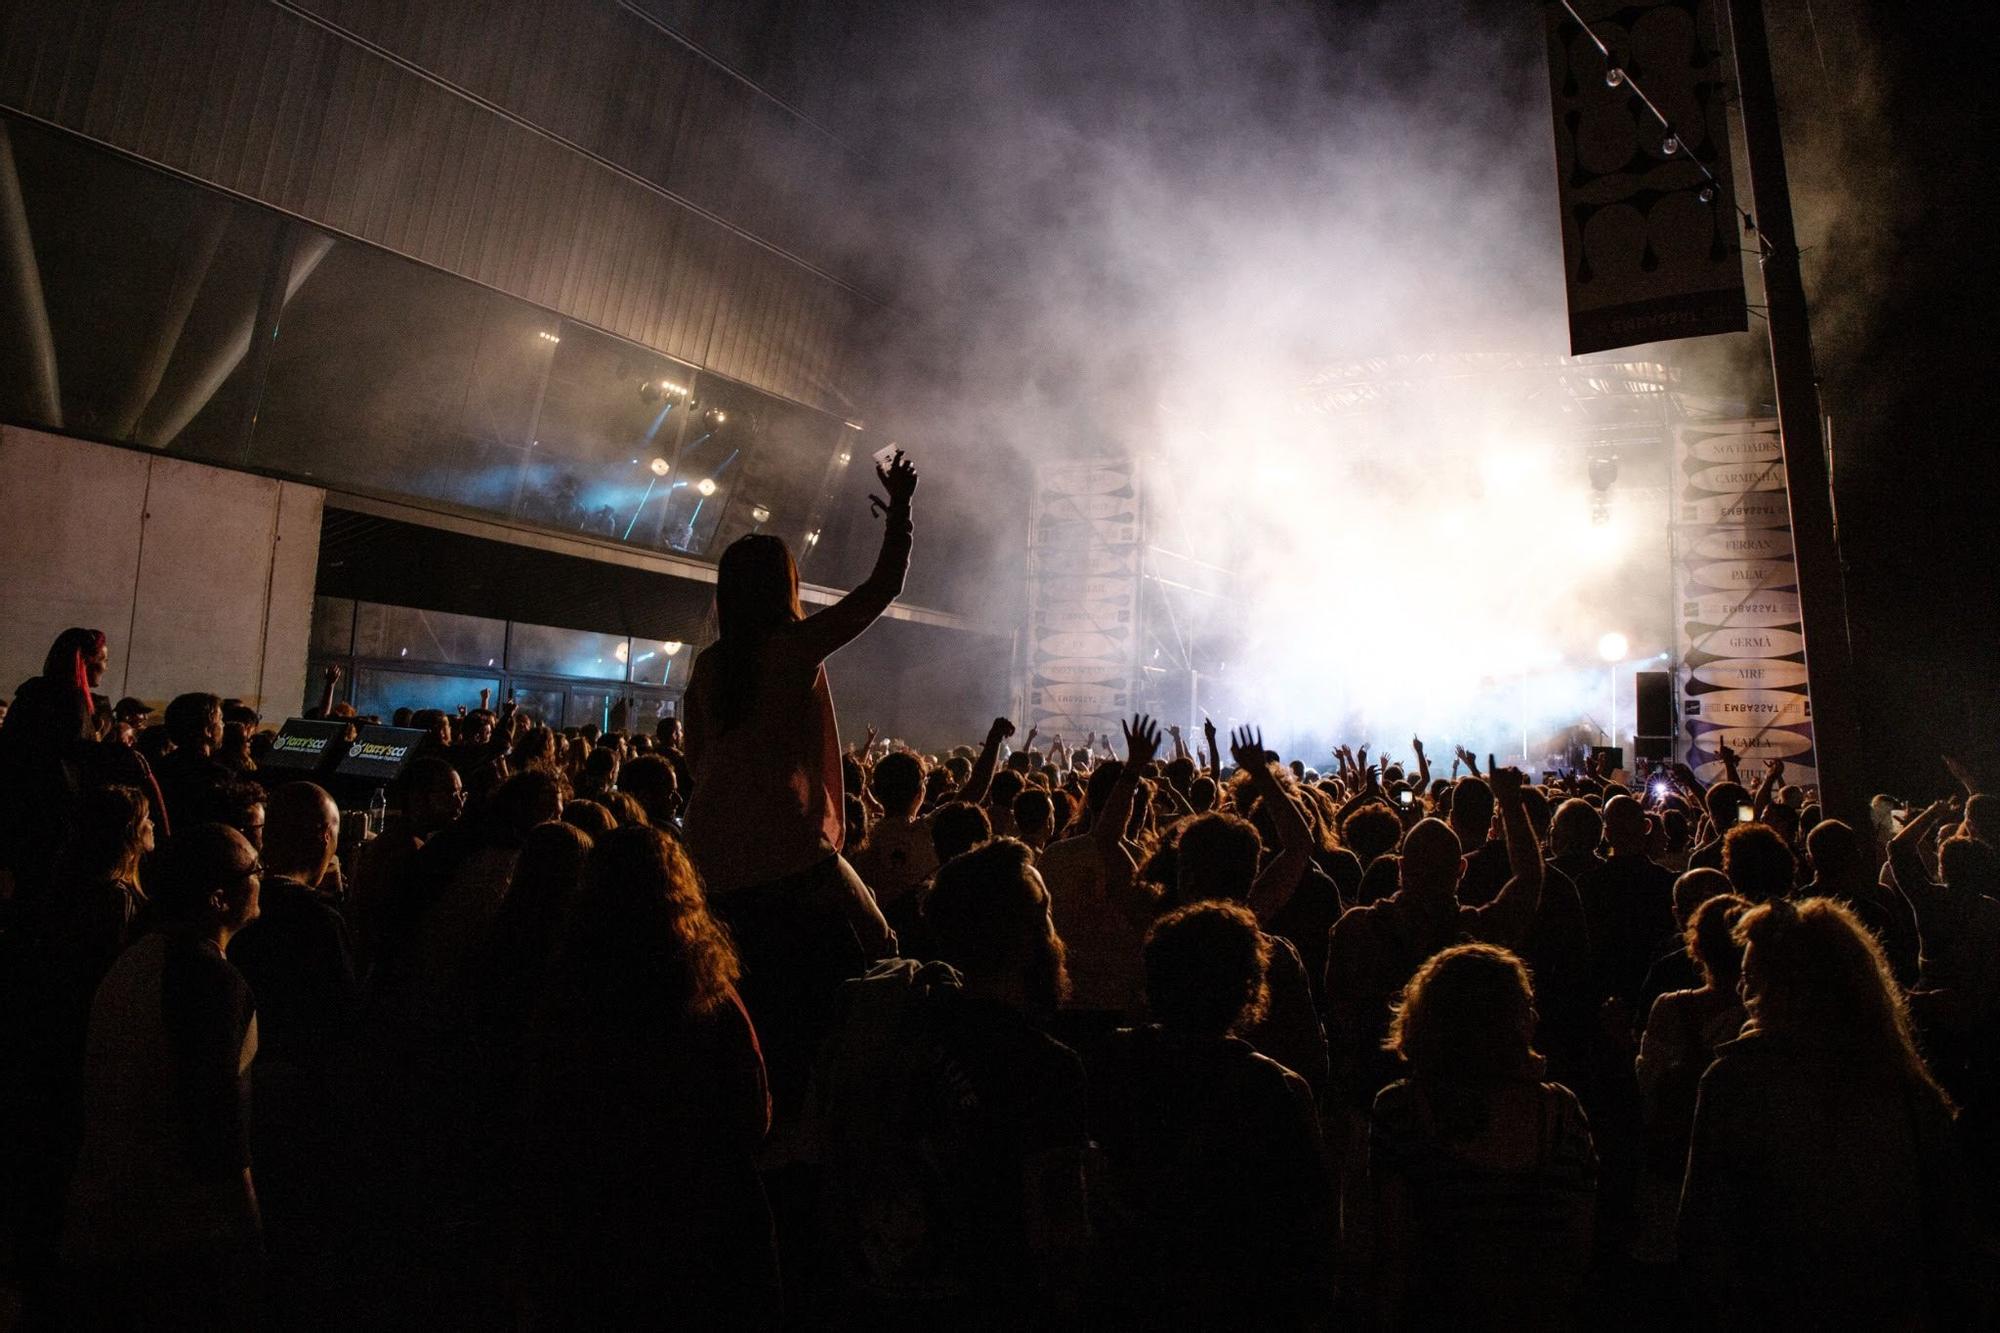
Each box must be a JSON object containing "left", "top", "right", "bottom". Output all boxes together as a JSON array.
[
  {"left": 696, "top": 478, "right": 717, "bottom": 496},
  {"left": 649, "top": 458, "right": 671, "bottom": 476},
  {"left": 1598, "top": 632, "right": 1629, "bottom": 663}
]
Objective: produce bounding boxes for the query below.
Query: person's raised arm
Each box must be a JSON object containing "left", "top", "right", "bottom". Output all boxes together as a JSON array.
[
  {"left": 1889, "top": 797, "right": 1952, "bottom": 918},
  {"left": 1717, "top": 741, "right": 1742, "bottom": 788},
  {"left": 1671, "top": 760, "right": 1707, "bottom": 802},
  {"left": 1203, "top": 716, "right": 1221, "bottom": 780},
  {"left": 1752, "top": 759, "right": 1783, "bottom": 823},
  {"left": 794, "top": 450, "right": 917, "bottom": 663},
  {"left": 1472, "top": 757, "right": 1543, "bottom": 945},
  {"left": 1168, "top": 723, "right": 1189, "bottom": 764},
  {"left": 1234, "top": 726, "right": 1312, "bottom": 923},
  {"left": 1094, "top": 715, "right": 1161, "bottom": 890},
  {"left": 960, "top": 717, "right": 1014, "bottom": 807},
  {"left": 315, "top": 662, "right": 342, "bottom": 718},
  {"left": 1412, "top": 735, "right": 1431, "bottom": 792}
]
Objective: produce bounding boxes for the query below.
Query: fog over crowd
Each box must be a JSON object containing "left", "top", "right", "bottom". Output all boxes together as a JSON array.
[{"left": 830, "top": 0, "right": 1885, "bottom": 751}]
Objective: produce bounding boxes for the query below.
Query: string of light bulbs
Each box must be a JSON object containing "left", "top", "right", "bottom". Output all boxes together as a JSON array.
[{"left": 1557, "top": 0, "right": 1756, "bottom": 235}]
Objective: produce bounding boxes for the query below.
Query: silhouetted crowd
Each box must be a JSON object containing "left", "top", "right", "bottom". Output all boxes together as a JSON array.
[{"left": 2, "top": 452, "right": 1994, "bottom": 1329}]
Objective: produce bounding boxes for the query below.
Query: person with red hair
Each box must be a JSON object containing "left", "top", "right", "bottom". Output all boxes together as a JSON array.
[{"left": 0, "top": 628, "right": 110, "bottom": 905}]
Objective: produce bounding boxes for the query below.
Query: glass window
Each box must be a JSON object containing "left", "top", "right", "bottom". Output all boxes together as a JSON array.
[
  {"left": 240, "top": 235, "right": 552, "bottom": 513},
  {"left": 310, "top": 597, "right": 356, "bottom": 657},
  {"left": 653, "top": 373, "right": 836, "bottom": 557},
  {"left": 519, "top": 321, "right": 700, "bottom": 547},
  {"left": 507, "top": 622, "right": 632, "bottom": 681},
  {"left": 508, "top": 684, "right": 568, "bottom": 731},
  {"left": 350, "top": 667, "right": 499, "bottom": 721},
  {"left": 0, "top": 116, "right": 281, "bottom": 455},
  {"left": 508, "top": 684, "right": 572, "bottom": 728},
  {"left": 354, "top": 603, "right": 507, "bottom": 668},
  {"left": 627, "top": 638, "right": 695, "bottom": 687},
  {"left": 622, "top": 691, "right": 683, "bottom": 736},
  {"left": 565, "top": 687, "right": 620, "bottom": 731}
]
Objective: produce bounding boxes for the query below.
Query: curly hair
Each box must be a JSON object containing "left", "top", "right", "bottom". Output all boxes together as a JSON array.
[
  {"left": 554, "top": 825, "right": 740, "bottom": 1020},
  {"left": 1143, "top": 900, "right": 1270, "bottom": 1037},
  {"left": 1736, "top": 896, "right": 1950, "bottom": 1111},
  {"left": 1685, "top": 892, "right": 1750, "bottom": 988},
  {"left": 1387, "top": 943, "right": 1542, "bottom": 1084},
  {"left": 1173, "top": 811, "right": 1262, "bottom": 905},
  {"left": 1341, "top": 803, "right": 1403, "bottom": 865},
  {"left": 1723, "top": 822, "right": 1795, "bottom": 902}
]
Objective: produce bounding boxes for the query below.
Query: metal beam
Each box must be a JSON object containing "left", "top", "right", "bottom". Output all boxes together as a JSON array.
[{"left": 323, "top": 488, "right": 997, "bottom": 635}]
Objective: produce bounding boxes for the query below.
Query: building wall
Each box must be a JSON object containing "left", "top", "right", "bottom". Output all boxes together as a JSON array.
[
  {"left": 0, "top": 0, "right": 878, "bottom": 416},
  {"left": 0, "top": 426, "right": 322, "bottom": 713}
]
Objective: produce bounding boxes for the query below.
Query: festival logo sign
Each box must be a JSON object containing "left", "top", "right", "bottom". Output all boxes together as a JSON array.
[{"left": 1673, "top": 419, "right": 1816, "bottom": 781}]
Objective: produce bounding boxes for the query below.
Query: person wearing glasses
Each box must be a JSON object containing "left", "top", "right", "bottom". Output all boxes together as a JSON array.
[{"left": 62, "top": 823, "right": 265, "bottom": 1328}]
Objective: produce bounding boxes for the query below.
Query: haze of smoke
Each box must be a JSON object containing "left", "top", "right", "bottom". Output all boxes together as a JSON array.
[{"left": 852, "top": 0, "right": 1690, "bottom": 756}]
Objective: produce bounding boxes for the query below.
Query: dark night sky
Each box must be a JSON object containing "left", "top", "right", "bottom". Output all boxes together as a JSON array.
[{"left": 1783, "top": 3, "right": 2000, "bottom": 793}]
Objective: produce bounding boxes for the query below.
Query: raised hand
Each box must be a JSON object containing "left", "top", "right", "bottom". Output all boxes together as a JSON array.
[
  {"left": 987, "top": 716, "right": 1017, "bottom": 745},
  {"left": 1122, "top": 714, "right": 1163, "bottom": 768},
  {"left": 1411, "top": 735, "right": 1425, "bottom": 759},
  {"left": 322, "top": 662, "right": 342, "bottom": 685},
  {"left": 870, "top": 449, "right": 917, "bottom": 516},
  {"left": 1489, "top": 756, "right": 1527, "bottom": 804},
  {"left": 1229, "top": 726, "right": 1267, "bottom": 773}
]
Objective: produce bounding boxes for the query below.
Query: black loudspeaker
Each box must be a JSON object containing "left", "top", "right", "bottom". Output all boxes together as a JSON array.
[{"left": 1635, "top": 670, "right": 1673, "bottom": 738}]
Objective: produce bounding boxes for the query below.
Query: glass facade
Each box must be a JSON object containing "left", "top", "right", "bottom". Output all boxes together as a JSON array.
[
  {"left": 0, "top": 113, "right": 862, "bottom": 572},
  {"left": 306, "top": 597, "right": 688, "bottom": 728}
]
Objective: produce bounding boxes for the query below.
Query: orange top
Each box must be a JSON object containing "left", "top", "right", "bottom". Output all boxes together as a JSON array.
[{"left": 682, "top": 514, "right": 911, "bottom": 894}]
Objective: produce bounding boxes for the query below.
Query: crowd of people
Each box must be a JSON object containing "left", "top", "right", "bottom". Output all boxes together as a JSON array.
[{"left": 1, "top": 448, "right": 1995, "bottom": 1329}]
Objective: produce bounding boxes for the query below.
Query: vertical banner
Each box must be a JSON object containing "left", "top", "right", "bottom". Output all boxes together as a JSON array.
[
  {"left": 1672, "top": 419, "right": 1817, "bottom": 788},
  {"left": 1544, "top": 0, "right": 1748, "bottom": 353},
  {"left": 1024, "top": 459, "right": 1141, "bottom": 742}
]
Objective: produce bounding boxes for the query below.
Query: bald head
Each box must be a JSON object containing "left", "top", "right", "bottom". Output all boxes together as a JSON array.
[
  {"left": 1603, "top": 795, "right": 1646, "bottom": 854},
  {"left": 265, "top": 781, "right": 339, "bottom": 883},
  {"left": 1672, "top": 867, "right": 1733, "bottom": 928}
]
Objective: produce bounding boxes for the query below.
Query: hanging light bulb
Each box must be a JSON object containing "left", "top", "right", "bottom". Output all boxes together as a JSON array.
[
  {"left": 1661, "top": 135, "right": 1680, "bottom": 156},
  {"left": 1605, "top": 67, "right": 1626, "bottom": 87}
]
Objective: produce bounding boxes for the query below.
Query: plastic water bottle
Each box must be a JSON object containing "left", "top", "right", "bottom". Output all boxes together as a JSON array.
[{"left": 367, "top": 785, "right": 388, "bottom": 838}]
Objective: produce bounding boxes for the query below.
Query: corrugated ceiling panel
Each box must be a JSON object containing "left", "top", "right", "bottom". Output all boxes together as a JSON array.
[{"left": 0, "top": 0, "right": 866, "bottom": 412}]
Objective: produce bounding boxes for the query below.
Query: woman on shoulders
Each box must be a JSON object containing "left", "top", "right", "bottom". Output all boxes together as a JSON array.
[{"left": 680, "top": 450, "right": 916, "bottom": 1115}]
